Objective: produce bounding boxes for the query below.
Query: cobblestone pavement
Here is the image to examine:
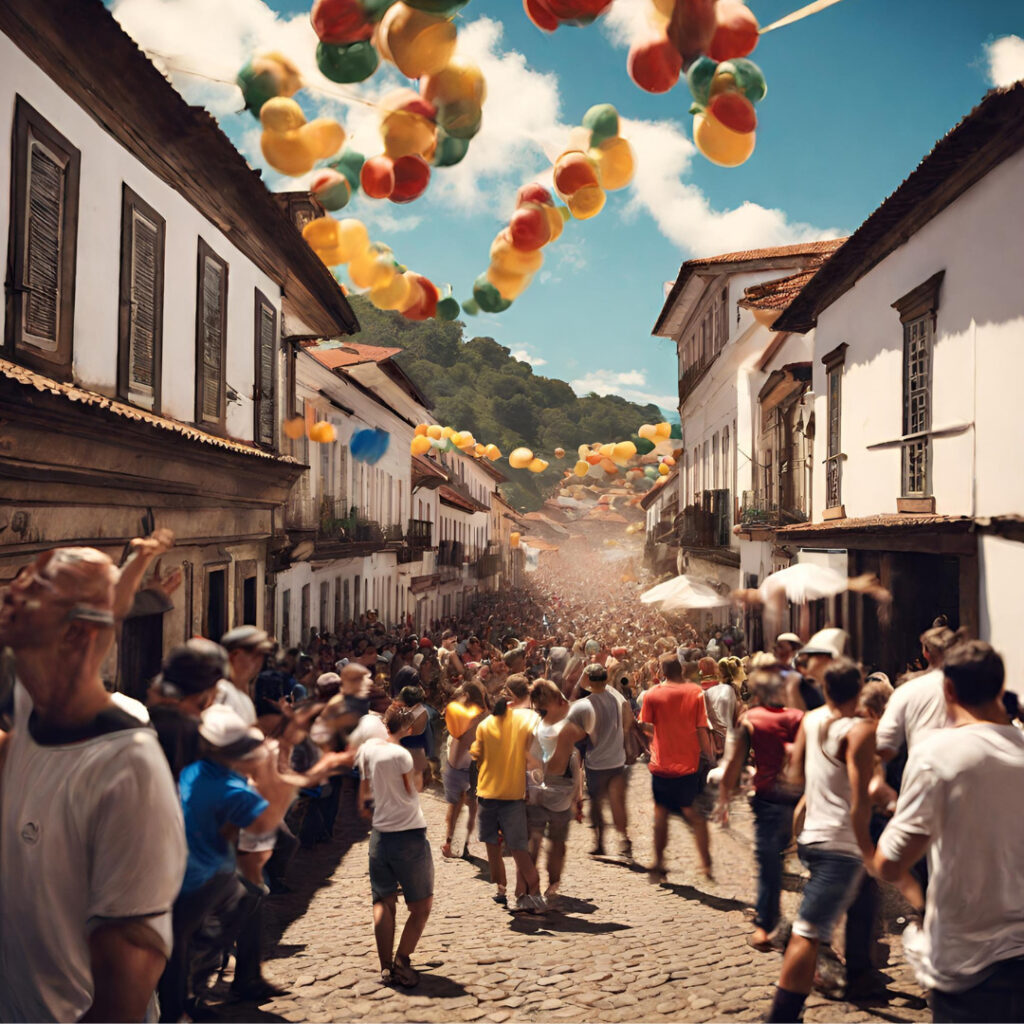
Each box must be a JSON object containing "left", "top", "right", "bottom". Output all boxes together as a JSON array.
[{"left": 217, "top": 767, "right": 930, "bottom": 1023}]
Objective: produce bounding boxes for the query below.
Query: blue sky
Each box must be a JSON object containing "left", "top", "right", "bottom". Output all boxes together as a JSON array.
[{"left": 111, "top": 0, "right": 1023, "bottom": 415}]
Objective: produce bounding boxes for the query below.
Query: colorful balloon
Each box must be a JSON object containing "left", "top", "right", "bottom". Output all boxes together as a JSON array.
[
  {"left": 553, "top": 150, "right": 600, "bottom": 198},
  {"left": 709, "top": 91, "right": 756, "bottom": 135},
  {"left": 627, "top": 35, "right": 682, "bottom": 94},
  {"left": 311, "top": 168, "right": 353, "bottom": 211},
  {"left": 316, "top": 39, "right": 380, "bottom": 83},
  {"left": 693, "top": 110, "right": 756, "bottom": 167},
  {"left": 708, "top": 1, "right": 760, "bottom": 61},
  {"left": 528, "top": 458, "right": 549, "bottom": 473},
  {"left": 283, "top": 415, "right": 305, "bottom": 440},
  {"left": 436, "top": 295, "right": 461, "bottom": 320},
  {"left": 567, "top": 183, "right": 605, "bottom": 220},
  {"left": 411, "top": 434, "right": 432, "bottom": 454},
  {"left": 582, "top": 103, "right": 619, "bottom": 147},
  {"left": 431, "top": 129, "right": 470, "bottom": 166},
  {"left": 361, "top": 155, "right": 396, "bottom": 198},
  {"left": 509, "top": 203, "right": 552, "bottom": 252},
  {"left": 379, "top": 2, "right": 458, "bottom": 79},
  {"left": 309, "top": 421, "right": 337, "bottom": 443},
  {"left": 260, "top": 96, "right": 305, "bottom": 132},
  {"left": 350, "top": 427, "right": 391, "bottom": 463},
  {"left": 390, "top": 154, "right": 431, "bottom": 203},
  {"left": 509, "top": 447, "right": 535, "bottom": 469},
  {"left": 237, "top": 52, "right": 302, "bottom": 115},
  {"left": 311, "top": 0, "right": 374, "bottom": 44},
  {"left": 573, "top": 460, "right": 589, "bottom": 477},
  {"left": 592, "top": 136, "right": 634, "bottom": 190},
  {"left": 510, "top": 531, "right": 521, "bottom": 548}
]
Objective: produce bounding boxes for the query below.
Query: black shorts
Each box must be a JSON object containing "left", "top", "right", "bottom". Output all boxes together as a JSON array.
[{"left": 651, "top": 771, "right": 700, "bottom": 813}]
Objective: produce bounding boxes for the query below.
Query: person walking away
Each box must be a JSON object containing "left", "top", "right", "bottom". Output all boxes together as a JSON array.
[
  {"left": 718, "top": 669, "right": 803, "bottom": 950},
  {"left": 358, "top": 703, "right": 435, "bottom": 988},
  {"left": 638, "top": 653, "right": 716, "bottom": 882},
  {"left": 471, "top": 696, "right": 545, "bottom": 912},
  {"left": 441, "top": 679, "right": 488, "bottom": 858},
  {"left": 397, "top": 684, "right": 432, "bottom": 790},
  {"left": 217, "top": 626, "right": 274, "bottom": 725},
  {"left": 549, "top": 663, "right": 634, "bottom": 860},
  {"left": 0, "top": 544, "right": 187, "bottom": 1023},
  {"left": 874, "top": 641, "right": 1024, "bottom": 1023},
  {"left": 528, "top": 679, "right": 584, "bottom": 907},
  {"left": 767, "top": 658, "right": 876, "bottom": 1023}
]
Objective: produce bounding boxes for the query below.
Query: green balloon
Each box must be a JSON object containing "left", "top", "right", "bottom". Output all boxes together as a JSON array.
[
  {"left": 669, "top": 422, "right": 682, "bottom": 440},
  {"left": 635, "top": 437, "right": 655, "bottom": 455},
  {"left": 719, "top": 58, "right": 767, "bottom": 104},
  {"left": 461, "top": 298, "right": 480, "bottom": 316},
  {"left": 686, "top": 55, "right": 718, "bottom": 108},
  {"left": 363, "top": 0, "right": 399, "bottom": 20},
  {"left": 404, "top": 0, "right": 469, "bottom": 13},
  {"left": 236, "top": 62, "right": 278, "bottom": 116},
  {"left": 431, "top": 130, "right": 470, "bottom": 167},
  {"left": 439, "top": 99, "right": 482, "bottom": 140},
  {"left": 473, "top": 275, "right": 511, "bottom": 314},
  {"left": 329, "top": 148, "right": 365, "bottom": 191},
  {"left": 436, "top": 296, "right": 461, "bottom": 321},
  {"left": 316, "top": 40, "right": 379, "bottom": 84},
  {"left": 583, "top": 103, "right": 619, "bottom": 147}
]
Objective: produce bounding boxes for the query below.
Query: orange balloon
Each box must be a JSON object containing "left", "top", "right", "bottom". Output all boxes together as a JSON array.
[
  {"left": 693, "top": 110, "right": 756, "bottom": 167},
  {"left": 567, "top": 184, "right": 606, "bottom": 220},
  {"left": 411, "top": 434, "right": 431, "bottom": 454},
  {"left": 421, "top": 57, "right": 486, "bottom": 107},
  {"left": 490, "top": 231, "right": 544, "bottom": 276},
  {"left": 380, "top": 3, "right": 457, "bottom": 79},
  {"left": 261, "top": 129, "right": 317, "bottom": 176},
  {"left": 592, "top": 136, "right": 634, "bottom": 191},
  {"left": 486, "top": 262, "right": 533, "bottom": 301}
]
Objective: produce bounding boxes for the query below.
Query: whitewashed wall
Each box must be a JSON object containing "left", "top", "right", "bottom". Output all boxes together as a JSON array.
[{"left": 0, "top": 33, "right": 282, "bottom": 442}]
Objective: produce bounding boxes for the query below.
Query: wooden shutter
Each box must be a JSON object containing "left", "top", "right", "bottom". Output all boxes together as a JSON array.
[
  {"left": 118, "top": 186, "right": 164, "bottom": 409},
  {"left": 253, "top": 291, "right": 277, "bottom": 447},
  {"left": 195, "top": 239, "right": 227, "bottom": 426},
  {"left": 5, "top": 97, "right": 80, "bottom": 375}
]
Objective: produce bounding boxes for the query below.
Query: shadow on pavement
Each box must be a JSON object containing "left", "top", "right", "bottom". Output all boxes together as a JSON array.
[
  {"left": 508, "top": 914, "right": 631, "bottom": 936},
  {"left": 412, "top": 971, "right": 471, "bottom": 999},
  {"left": 659, "top": 880, "right": 750, "bottom": 914},
  {"left": 553, "top": 895, "right": 597, "bottom": 915}
]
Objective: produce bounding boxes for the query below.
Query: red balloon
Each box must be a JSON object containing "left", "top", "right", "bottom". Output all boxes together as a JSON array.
[
  {"left": 390, "top": 154, "right": 431, "bottom": 203},
  {"left": 516, "top": 182, "right": 554, "bottom": 207},
  {"left": 523, "top": 0, "right": 559, "bottom": 31},
  {"left": 403, "top": 274, "right": 439, "bottom": 320},
  {"left": 708, "top": 91, "right": 757, "bottom": 134},
  {"left": 361, "top": 156, "right": 395, "bottom": 199},
  {"left": 553, "top": 151, "right": 598, "bottom": 196},
  {"left": 708, "top": 1, "right": 760, "bottom": 61},
  {"left": 627, "top": 34, "right": 682, "bottom": 94},
  {"left": 546, "top": 0, "right": 614, "bottom": 19},
  {"left": 311, "top": 0, "right": 373, "bottom": 44},
  {"left": 509, "top": 202, "right": 552, "bottom": 251},
  {"left": 390, "top": 89, "right": 438, "bottom": 122}
]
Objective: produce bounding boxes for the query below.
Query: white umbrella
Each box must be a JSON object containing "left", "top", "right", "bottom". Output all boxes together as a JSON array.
[
  {"left": 641, "top": 574, "right": 731, "bottom": 613},
  {"left": 759, "top": 562, "right": 848, "bottom": 605}
]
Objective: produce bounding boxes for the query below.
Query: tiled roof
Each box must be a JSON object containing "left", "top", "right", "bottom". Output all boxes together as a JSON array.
[
  {"left": 639, "top": 469, "right": 678, "bottom": 509},
  {"left": 0, "top": 358, "right": 289, "bottom": 460},
  {"left": 653, "top": 239, "right": 846, "bottom": 336},
  {"left": 776, "top": 513, "right": 974, "bottom": 537},
  {"left": 411, "top": 452, "right": 448, "bottom": 483},
  {"left": 438, "top": 485, "right": 488, "bottom": 514},
  {"left": 775, "top": 83, "right": 1024, "bottom": 333},
  {"left": 741, "top": 266, "right": 825, "bottom": 312},
  {"left": 308, "top": 343, "right": 403, "bottom": 370}
]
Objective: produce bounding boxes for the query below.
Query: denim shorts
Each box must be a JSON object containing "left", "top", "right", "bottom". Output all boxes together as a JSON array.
[
  {"left": 443, "top": 763, "right": 476, "bottom": 804},
  {"left": 478, "top": 797, "right": 529, "bottom": 851},
  {"left": 792, "top": 843, "right": 864, "bottom": 942},
  {"left": 368, "top": 827, "right": 434, "bottom": 905},
  {"left": 526, "top": 801, "right": 572, "bottom": 843}
]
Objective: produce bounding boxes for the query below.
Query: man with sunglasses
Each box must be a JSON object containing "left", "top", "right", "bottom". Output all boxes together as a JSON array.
[{"left": 0, "top": 540, "right": 186, "bottom": 1023}]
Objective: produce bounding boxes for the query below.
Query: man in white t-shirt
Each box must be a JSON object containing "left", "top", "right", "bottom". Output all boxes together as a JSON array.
[
  {"left": 875, "top": 641, "right": 1024, "bottom": 1021},
  {"left": 357, "top": 705, "right": 434, "bottom": 989},
  {"left": 216, "top": 626, "right": 274, "bottom": 725},
  {"left": 876, "top": 625, "right": 960, "bottom": 760},
  {"left": 0, "top": 545, "right": 186, "bottom": 1022}
]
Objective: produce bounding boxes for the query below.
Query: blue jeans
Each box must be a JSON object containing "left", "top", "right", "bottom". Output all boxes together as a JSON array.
[
  {"left": 793, "top": 843, "right": 863, "bottom": 942},
  {"left": 751, "top": 795, "right": 795, "bottom": 932}
]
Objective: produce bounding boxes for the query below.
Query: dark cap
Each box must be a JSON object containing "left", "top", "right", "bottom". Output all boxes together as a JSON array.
[
  {"left": 584, "top": 663, "right": 608, "bottom": 682},
  {"left": 220, "top": 625, "right": 273, "bottom": 653},
  {"left": 156, "top": 639, "right": 229, "bottom": 698}
]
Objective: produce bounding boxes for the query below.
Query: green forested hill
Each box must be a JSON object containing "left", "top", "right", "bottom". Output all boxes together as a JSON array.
[{"left": 347, "top": 295, "right": 663, "bottom": 510}]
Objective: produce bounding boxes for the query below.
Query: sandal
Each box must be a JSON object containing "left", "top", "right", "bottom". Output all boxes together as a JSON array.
[
  {"left": 441, "top": 838, "right": 454, "bottom": 859},
  {"left": 380, "top": 964, "right": 395, "bottom": 985},
  {"left": 647, "top": 865, "right": 668, "bottom": 884},
  {"left": 393, "top": 955, "right": 420, "bottom": 988},
  {"left": 460, "top": 842, "right": 472, "bottom": 861}
]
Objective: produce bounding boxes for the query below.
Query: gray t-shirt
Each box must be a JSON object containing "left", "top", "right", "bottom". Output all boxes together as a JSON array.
[{"left": 567, "top": 687, "right": 627, "bottom": 771}]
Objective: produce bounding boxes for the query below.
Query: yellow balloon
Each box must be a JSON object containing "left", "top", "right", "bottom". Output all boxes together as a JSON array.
[
  {"left": 301, "top": 118, "right": 345, "bottom": 160},
  {"left": 458, "top": 433, "right": 476, "bottom": 449},
  {"left": 335, "top": 218, "right": 370, "bottom": 263},
  {"left": 567, "top": 184, "right": 606, "bottom": 220},
  {"left": 593, "top": 136, "right": 635, "bottom": 191},
  {"left": 528, "top": 458, "right": 549, "bottom": 473},
  {"left": 426, "top": 424, "right": 443, "bottom": 440},
  {"left": 442, "top": 426, "right": 455, "bottom": 439},
  {"left": 510, "top": 531, "right": 521, "bottom": 548},
  {"left": 662, "top": 455, "right": 676, "bottom": 467},
  {"left": 573, "top": 460, "right": 589, "bottom": 477},
  {"left": 659, "top": 462, "right": 671, "bottom": 475},
  {"left": 474, "top": 443, "right": 486, "bottom": 456},
  {"left": 260, "top": 129, "right": 316, "bottom": 176},
  {"left": 490, "top": 232, "right": 544, "bottom": 276},
  {"left": 302, "top": 215, "right": 340, "bottom": 250},
  {"left": 693, "top": 111, "right": 756, "bottom": 168},
  {"left": 422, "top": 56, "right": 486, "bottom": 107},
  {"left": 638, "top": 423, "right": 657, "bottom": 440},
  {"left": 415, "top": 423, "right": 429, "bottom": 436},
  {"left": 545, "top": 204, "right": 566, "bottom": 244},
  {"left": 411, "top": 435, "right": 431, "bottom": 455},
  {"left": 614, "top": 440, "right": 638, "bottom": 460},
  {"left": 315, "top": 245, "right": 349, "bottom": 267},
  {"left": 509, "top": 447, "right": 534, "bottom": 469},
  {"left": 486, "top": 263, "right": 532, "bottom": 301},
  {"left": 484, "top": 443, "right": 502, "bottom": 461},
  {"left": 381, "top": 3, "right": 457, "bottom": 80},
  {"left": 655, "top": 421, "right": 672, "bottom": 438},
  {"left": 380, "top": 107, "right": 437, "bottom": 160},
  {"left": 260, "top": 96, "right": 305, "bottom": 132},
  {"left": 369, "top": 271, "right": 411, "bottom": 310},
  {"left": 599, "top": 444, "right": 615, "bottom": 459},
  {"left": 577, "top": 444, "right": 590, "bottom": 461},
  {"left": 349, "top": 246, "right": 396, "bottom": 290}
]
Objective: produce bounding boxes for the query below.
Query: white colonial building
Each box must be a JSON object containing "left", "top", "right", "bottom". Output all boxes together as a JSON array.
[{"left": 771, "top": 82, "right": 1024, "bottom": 685}]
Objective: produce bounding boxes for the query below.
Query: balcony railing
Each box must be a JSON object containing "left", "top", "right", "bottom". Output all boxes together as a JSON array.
[
  {"left": 679, "top": 489, "right": 731, "bottom": 548},
  {"left": 678, "top": 351, "right": 719, "bottom": 405},
  {"left": 407, "top": 519, "right": 433, "bottom": 549},
  {"left": 740, "top": 491, "right": 779, "bottom": 527},
  {"left": 437, "top": 540, "right": 465, "bottom": 567},
  {"left": 475, "top": 553, "right": 503, "bottom": 579}
]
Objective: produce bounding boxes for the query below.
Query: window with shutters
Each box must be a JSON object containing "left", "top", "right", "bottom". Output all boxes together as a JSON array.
[
  {"left": 194, "top": 238, "right": 228, "bottom": 428},
  {"left": 4, "top": 97, "right": 80, "bottom": 377},
  {"left": 117, "top": 186, "right": 164, "bottom": 410},
  {"left": 253, "top": 290, "right": 277, "bottom": 448}
]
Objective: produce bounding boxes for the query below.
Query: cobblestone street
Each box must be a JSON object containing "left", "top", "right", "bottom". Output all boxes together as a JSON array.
[{"left": 219, "top": 767, "right": 930, "bottom": 1023}]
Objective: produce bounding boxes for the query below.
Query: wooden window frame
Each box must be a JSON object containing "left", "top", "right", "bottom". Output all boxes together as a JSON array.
[
  {"left": 4, "top": 96, "right": 80, "bottom": 379},
  {"left": 117, "top": 184, "right": 165, "bottom": 411},
  {"left": 253, "top": 288, "right": 277, "bottom": 450},
  {"left": 822, "top": 343, "right": 847, "bottom": 515},
  {"left": 194, "top": 237, "right": 228, "bottom": 430}
]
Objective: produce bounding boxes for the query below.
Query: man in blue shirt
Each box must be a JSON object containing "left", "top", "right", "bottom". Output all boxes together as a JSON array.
[{"left": 158, "top": 705, "right": 296, "bottom": 1021}]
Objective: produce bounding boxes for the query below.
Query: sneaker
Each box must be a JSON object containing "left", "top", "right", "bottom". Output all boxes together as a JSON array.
[
  {"left": 392, "top": 955, "right": 420, "bottom": 988},
  {"left": 589, "top": 843, "right": 606, "bottom": 857},
  {"left": 527, "top": 892, "right": 547, "bottom": 914},
  {"left": 513, "top": 894, "right": 534, "bottom": 913},
  {"left": 493, "top": 886, "right": 508, "bottom": 906},
  {"left": 543, "top": 885, "right": 560, "bottom": 910},
  {"left": 618, "top": 838, "right": 634, "bottom": 861}
]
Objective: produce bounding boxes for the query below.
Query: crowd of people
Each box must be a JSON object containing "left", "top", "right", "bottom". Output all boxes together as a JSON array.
[{"left": 0, "top": 531, "right": 1022, "bottom": 1023}]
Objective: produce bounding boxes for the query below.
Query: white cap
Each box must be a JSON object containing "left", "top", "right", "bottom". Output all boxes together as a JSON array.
[
  {"left": 199, "top": 704, "right": 264, "bottom": 757},
  {"left": 800, "top": 628, "right": 849, "bottom": 659}
]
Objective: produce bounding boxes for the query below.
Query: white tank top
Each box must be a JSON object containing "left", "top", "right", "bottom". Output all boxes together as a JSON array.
[{"left": 797, "top": 705, "right": 862, "bottom": 857}]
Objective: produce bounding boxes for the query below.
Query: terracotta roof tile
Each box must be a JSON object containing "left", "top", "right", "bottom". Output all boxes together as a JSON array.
[
  {"left": 308, "top": 343, "right": 403, "bottom": 370},
  {"left": 411, "top": 452, "right": 448, "bottom": 482},
  {"left": 740, "top": 265, "right": 827, "bottom": 312},
  {"left": 438, "top": 485, "right": 488, "bottom": 514},
  {"left": 776, "top": 513, "right": 973, "bottom": 536},
  {"left": 0, "top": 358, "right": 290, "bottom": 460}
]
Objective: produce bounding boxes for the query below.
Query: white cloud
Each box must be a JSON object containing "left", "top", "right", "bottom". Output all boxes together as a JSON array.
[
  {"left": 510, "top": 348, "right": 547, "bottom": 367},
  {"left": 985, "top": 35, "right": 1024, "bottom": 87},
  {"left": 571, "top": 368, "right": 676, "bottom": 411},
  {"left": 602, "top": 0, "right": 663, "bottom": 49}
]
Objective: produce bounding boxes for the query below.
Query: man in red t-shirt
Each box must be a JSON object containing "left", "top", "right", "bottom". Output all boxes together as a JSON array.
[{"left": 639, "top": 654, "right": 716, "bottom": 881}]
